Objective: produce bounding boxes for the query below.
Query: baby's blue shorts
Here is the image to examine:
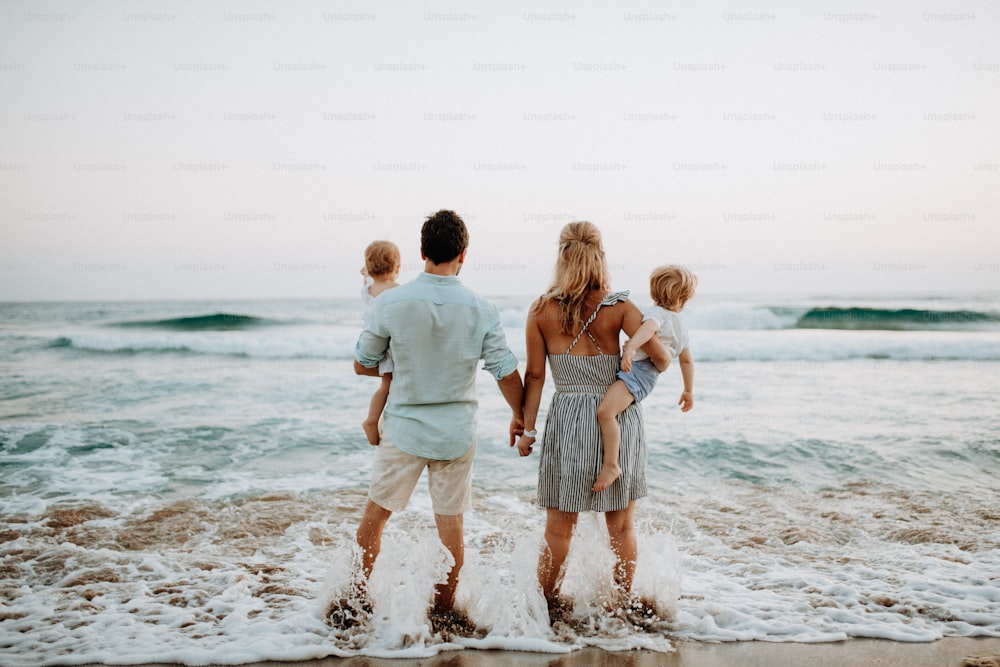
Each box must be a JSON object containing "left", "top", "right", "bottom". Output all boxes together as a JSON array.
[{"left": 616, "top": 357, "right": 660, "bottom": 402}]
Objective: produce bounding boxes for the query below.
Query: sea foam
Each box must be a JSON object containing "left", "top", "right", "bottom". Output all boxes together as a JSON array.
[
  {"left": 3, "top": 296, "right": 999, "bottom": 663},
  {"left": 47, "top": 327, "right": 1000, "bottom": 362}
]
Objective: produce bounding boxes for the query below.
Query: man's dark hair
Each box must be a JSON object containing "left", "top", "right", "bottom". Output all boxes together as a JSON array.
[{"left": 421, "top": 209, "right": 469, "bottom": 264}]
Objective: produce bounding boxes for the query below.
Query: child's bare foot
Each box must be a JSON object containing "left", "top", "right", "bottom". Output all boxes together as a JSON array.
[
  {"left": 592, "top": 462, "right": 621, "bottom": 492},
  {"left": 362, "top": 419, "right": 380, "bottom": 446}
]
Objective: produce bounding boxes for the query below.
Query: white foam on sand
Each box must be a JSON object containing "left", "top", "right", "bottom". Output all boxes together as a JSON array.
[
  {"left": 316, "top": 508, "right": 681, "bottom": 658},
  {"left": 3, "top": 484, "right": 1000, "bottom": 665}
]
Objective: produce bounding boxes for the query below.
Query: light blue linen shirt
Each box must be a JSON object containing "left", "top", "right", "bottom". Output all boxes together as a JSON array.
[{"left": 355, "top": 272, "right": 518, "bottom": 460}]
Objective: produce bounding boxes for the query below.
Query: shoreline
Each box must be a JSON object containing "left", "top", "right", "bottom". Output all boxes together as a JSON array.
[{"left": 83, "top": 637, "right": 1000, "bottom": 667}]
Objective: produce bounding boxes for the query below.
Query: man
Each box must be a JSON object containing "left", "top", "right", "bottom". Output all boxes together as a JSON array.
[{"left": 339, "top": 209, "right": 523, "bottom": 630}]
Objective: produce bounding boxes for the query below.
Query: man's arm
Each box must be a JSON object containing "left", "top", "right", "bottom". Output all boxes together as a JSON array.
[
  {"left": 355, "top": 321, "right": 389, "bottom": 375},
  {"left": 496, "top": 370, "right": 524, "bottom": 446},
  {"left": 479, "top": 306, "right": 524, "bottom": 445}
]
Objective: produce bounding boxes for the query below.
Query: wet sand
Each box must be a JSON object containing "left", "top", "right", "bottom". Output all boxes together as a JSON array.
[{"left": 101, "top": 637, "right": 1000, "bottom": 667}]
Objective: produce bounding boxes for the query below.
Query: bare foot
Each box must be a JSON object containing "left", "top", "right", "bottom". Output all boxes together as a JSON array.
[
  {"left": 592, "top": 462, "right": 621, "bottom": 492},
  {"left": 429, "top": 608, "right": 483, "bottom": 640},
  {"left": 601, "top": 594, "right": 666, "bottom": 630},
  {"left": 624, "top": 596, "right": 661, "bottom": 629},
  {"left": 362, "top": 419, "right": 380, "bottom": 446},
  {"left": 545, "top": 596, "right": 573, "bottom": 626},
  {"left": 327, "top": 591, "right": 372, "bottom": 629}
]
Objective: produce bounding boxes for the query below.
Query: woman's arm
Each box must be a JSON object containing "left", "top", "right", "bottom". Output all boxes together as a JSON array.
[
  {"left": 517, "top": 299, "right": 548, "bottom": 457},
  {"left": 621, "top": 319, "right": 659, "bottom": 372},
  {"left": 621, "top": 301, "right": 670, "bottom": 372}
]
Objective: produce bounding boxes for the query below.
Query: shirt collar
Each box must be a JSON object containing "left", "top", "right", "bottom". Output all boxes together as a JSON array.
[{"left": 418, "top": 271, "right": 461, "bottom": 285}]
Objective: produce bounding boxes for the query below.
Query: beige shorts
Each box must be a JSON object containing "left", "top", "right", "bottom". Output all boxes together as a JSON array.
[{"left": 368, "top": 433, "right": 476, "bottom": 516}]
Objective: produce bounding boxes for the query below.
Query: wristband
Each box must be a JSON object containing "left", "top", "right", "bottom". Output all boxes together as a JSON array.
[{"left": 523, "top": 429, "right": 537, "bottom": 439}]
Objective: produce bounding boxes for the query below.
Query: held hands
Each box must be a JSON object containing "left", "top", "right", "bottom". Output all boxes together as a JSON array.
[
  {"left": 509, "top": 416, "right": 524, "bottom": 447},
  {"left": 516, "top": 432, "right": 536, "bottom": 457},
  {"left": 678, "top": 391, "right": 694, "bottom": 412},
  {"left": 510, "top": 415, "right": 536, "bottom": 457}
]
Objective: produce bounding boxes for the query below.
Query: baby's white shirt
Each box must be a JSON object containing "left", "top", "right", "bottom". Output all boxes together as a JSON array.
[{"left": 631, "top": 305, "right": 689, "bottom": 361}]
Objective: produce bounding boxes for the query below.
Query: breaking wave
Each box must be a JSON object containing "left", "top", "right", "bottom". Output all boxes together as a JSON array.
[
  {"left": 109, "top": 312, "right": 287, "bottom": 331},
  {"left": 794, "top": 307, "right": 1000, "bottom": 331}
]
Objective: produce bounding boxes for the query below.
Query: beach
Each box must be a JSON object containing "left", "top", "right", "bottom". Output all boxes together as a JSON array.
[
  {"left": 95, "top": 639, "right": 1000, "bottom": 666},
  {"left": 3, "top": 295, "right": 999, "bottom": 665},
  {"left": 5, "top": 0, "right": 999, "bottom": 660}
]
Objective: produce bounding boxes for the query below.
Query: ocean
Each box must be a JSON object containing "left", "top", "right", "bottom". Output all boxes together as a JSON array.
[{"left": 2, "top": 292, "right": 999, "bottom": 664}]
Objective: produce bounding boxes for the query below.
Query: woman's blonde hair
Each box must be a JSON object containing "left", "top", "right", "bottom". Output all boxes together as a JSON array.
[
  {"left": 540, "top": 221, "right": 612, "bottom": 334},
  {"left": 649, "top": 264, "right": 697, "bottom": 309}
]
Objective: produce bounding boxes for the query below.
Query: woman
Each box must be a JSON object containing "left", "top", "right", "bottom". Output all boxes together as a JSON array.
[{"left": 516, "top": 221, "right": 670, "bottom": 620}]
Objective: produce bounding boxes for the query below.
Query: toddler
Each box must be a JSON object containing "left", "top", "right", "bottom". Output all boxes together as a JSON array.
[
  {"left": 360, "top": 240, "right": 401, "bottom": 445},
  {"left": 593, "top": 265, "right": 696, "bottom": 492}
]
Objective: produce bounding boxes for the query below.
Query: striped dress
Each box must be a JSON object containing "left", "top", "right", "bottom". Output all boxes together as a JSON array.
[{"left": 537, "top": 292, "right": 648, "bottom": 513}]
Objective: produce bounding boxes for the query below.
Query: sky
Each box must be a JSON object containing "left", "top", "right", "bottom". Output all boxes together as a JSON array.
[{"left": 2, "top": 0, "right": 998, "bottom": 301}]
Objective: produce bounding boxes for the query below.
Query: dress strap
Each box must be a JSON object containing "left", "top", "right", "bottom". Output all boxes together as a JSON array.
[
  {"left": 566, "top": 290, "right": 630, "bottom": 354},
  {"left": 601, "top": 290, "right": 630, "bottom": 306}
]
